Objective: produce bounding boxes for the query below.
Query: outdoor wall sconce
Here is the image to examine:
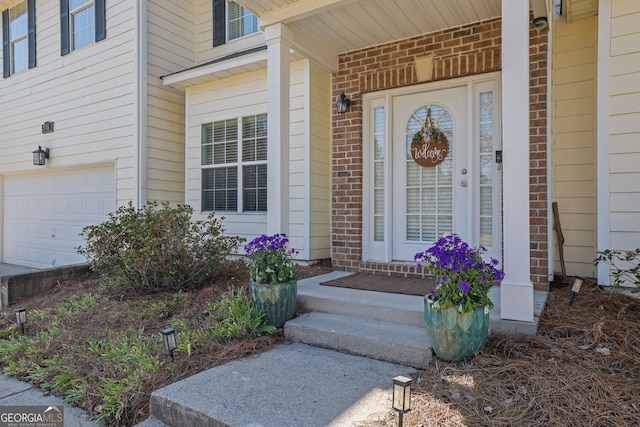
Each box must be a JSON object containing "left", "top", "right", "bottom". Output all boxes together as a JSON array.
[
  {"left": 336, "top": 93, "right": 351, "bottom": 114},
  {"left": 162, "top": 327, "right": 177, "bottom": 360},
  {"left": 392, "top": 375, "right": 413, "bottom": 427},
  {"left": 32, "top": 146, "right": 50, "bottom": 166},
  {"left": 533, "top": 16, "right": 548, "bottom": 29},
  {"left": 15, "top": 308, "right": 27, "bottom": 334}
]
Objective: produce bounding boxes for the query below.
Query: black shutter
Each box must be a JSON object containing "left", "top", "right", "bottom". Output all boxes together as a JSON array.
[
  {"left": 60, "top": 0, "right": 69, "bottom": 56},
  {"left": 212, "top": 0, "right": 226, "bottom": 47},
  {"left": 2, "top": 9, "right": 9, "bottom": 78},
  {"left": 28, "top": 0, "right": 36, "bottom": 69},
  {"left": 95, "top": 0, "right": 105, "bottom": 42}
]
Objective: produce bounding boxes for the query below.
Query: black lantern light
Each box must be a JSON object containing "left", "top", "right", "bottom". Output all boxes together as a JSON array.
[
  {"left": 32, "top": 146, "right": 50, "bottom": 166},
  {"left": 392, "top": 375, "right": 413, "bottom": 427},
  {"left": 162, "top": 327, "right": 177, "bottom": 360},
  {"left": 15, "top": 308, "right": 27, "bottom": 334},
  {"left": 336, "top": 93, "right": 351, "bottom": 114}
]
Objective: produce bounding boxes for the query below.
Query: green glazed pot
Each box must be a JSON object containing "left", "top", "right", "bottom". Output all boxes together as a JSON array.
[
  {"left": 423, "top": 299, "right": 490, "bottom": 362},
  {"left": 249, "top": 280, "right": 297, "bottom": 328}
]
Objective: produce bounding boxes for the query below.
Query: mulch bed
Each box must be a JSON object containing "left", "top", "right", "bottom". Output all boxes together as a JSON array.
[
  {"left": 320, "top": 272, "right": 436, "bottom": 296},
  {"left": 356, "top": 282, "right": 640, "bottom": 427}
]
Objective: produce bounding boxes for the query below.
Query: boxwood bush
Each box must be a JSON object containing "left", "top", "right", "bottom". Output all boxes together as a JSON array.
[{"left": 77, "top": 202, "right": 244, "bottom": 294}]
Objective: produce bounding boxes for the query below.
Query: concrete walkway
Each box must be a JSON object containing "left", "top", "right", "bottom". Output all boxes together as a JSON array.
[{"left": 0, "top": 375, "right": 103, "bottom": 426}]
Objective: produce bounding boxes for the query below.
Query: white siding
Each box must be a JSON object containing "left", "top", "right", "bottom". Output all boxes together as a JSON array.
[
  {"left": 609, "top": 0, "right": 640, "bottom": 250},
  {"left": 551, "top": 15, "right": 597, "bottom": 277},
  {"left": 145, "top": 0, "right": 197, "bottom": 203},
  {"left": 0, "top": 0, "right": 138, "bottom": 204},
  {"left": 186, "top": 59, "right": 330, "bottom": 260}
]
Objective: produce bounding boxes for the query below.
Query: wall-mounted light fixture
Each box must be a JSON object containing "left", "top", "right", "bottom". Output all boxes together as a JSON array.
[
  {"left": 336, "top": 93, "right": 351, "bottom": 114},
  {"left": 32, "top": 146, "right": 49, "bottom": 166}
]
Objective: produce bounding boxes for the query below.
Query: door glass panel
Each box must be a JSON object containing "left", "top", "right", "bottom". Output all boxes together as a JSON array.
[
  {"left": 479, "top": 92, "right": 494, "bottom": 247},
  {"left": 373, "top": 107, "right": 385, "bottom": 241},
  {"left": 405, "top": 104, "right": 454, "bottom": 242}
]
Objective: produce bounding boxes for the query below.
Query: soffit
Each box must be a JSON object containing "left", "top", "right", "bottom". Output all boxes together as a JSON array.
[{"left": 235, "top": 0, "right": 503, "bottom": 55}]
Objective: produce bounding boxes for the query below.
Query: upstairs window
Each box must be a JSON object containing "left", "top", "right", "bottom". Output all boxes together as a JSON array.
[
  {"left": 212, "top": 0, "right": 258, "bottom": 47},
  {"left": 201, "top": 114, "right": 268, "bottom": 213},
  {"left": 59, "top": 0, "right": 105, "bottom": 55},
  {"left": 228, "top": 2, "right": 258, "bottom": 41},
  {"left": 2, "top": 0, "right": 36, "bottom": 78}
]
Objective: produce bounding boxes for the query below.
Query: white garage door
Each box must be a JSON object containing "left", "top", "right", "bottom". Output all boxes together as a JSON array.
[{"left": 3, "top": 166, "right": 116, "bottom": 269}]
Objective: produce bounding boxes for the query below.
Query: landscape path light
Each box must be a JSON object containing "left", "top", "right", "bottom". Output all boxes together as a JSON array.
[
  {"left": 15, "top": 308, "right": 27, "bottom": 334},
  {"left": 392, "top": 375, "right": 413, "bottom": 427},
  {"left": 162, "top": 327, "right": 177, "bottom": 360}
]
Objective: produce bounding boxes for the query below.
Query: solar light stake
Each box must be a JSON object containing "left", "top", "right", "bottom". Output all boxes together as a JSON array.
[
  {"left": 162, "top": 327, "right": 177, "bottom": 360},
  {"left": 392, "top": 375, "right": 413, "bottom": 427},
  {"left": 569, "top": 277, "right": 584, "bottom": 305},
  {"left": 15, "top": 308, "right": 27, "bottom": 334}
]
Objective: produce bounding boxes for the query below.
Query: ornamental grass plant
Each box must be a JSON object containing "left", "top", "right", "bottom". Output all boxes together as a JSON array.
[
  {"left": 244, "top": 234, "right": 299, "bottom": 285},
  {"left": 415, "top": 234, "right": 504, "bottom": 313}
]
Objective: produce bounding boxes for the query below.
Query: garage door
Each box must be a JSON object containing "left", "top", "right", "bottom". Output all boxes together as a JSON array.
[{"left": 3, "top": 166, "right": 116, "bottom": 269}]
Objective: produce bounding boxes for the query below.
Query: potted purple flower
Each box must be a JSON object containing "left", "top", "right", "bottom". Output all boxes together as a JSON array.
[
  {"left": 245, "top": 233, "right": 298, "bottom": 327},
  {"left": 415, "top": 234, "right": 504, "bottom": 361}
]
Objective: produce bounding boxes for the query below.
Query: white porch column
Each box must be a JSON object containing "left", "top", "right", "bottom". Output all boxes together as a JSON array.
[
  {"left": 264, "top": 23, "right": 292, "bottom": 235},
  {"left": 500, "top": 0, "right": 534, "bottom": 322}
]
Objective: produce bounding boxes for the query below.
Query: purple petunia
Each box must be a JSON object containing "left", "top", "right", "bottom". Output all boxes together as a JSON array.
[{"left": 459, "top": 280, "right": 471, "bottom": 293}]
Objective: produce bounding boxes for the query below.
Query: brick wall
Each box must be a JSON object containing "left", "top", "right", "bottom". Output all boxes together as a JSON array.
[{"left": 331, "top": 17, "right": 550, "bottom": 290}]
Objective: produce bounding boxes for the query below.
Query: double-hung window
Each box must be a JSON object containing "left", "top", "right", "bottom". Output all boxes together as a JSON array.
[
  {"left": 59, "top": 0, "right": 106, "bottom": 55},
  {"left": 201, "top": 114, "right": 268, "bottom": 213},
  {"left": 212, "top": 0, "right": 258, "bottom": 46},
  {"left": 2, "top": 0, "right": 35, "bottom": 78}
]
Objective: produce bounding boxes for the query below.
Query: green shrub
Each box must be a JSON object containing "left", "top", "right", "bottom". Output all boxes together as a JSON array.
[
  {"left": 595, "top": 248, "right": 640, "bottom": 288},
  {"left": 77, "top": 202, "right": 244, "bottom": 294}
]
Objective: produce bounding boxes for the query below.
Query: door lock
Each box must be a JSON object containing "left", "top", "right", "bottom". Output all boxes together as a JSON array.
[
  {"left": 461, "top": 181, "right": 467, "bottom": 187},
  {"left": 460, "top": 168, "right": 467, "bottom": 175}
]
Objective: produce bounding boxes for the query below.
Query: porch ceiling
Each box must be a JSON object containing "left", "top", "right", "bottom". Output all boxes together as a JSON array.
[{"left": 236, "top": 0, "right": 503, "bottom": 55}]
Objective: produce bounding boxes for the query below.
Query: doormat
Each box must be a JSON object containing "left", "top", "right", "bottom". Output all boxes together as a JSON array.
[{"left": 320, "top": 273, "right": 436, "bottom": 296}]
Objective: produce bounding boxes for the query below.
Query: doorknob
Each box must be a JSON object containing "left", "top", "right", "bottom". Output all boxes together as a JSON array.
[{"left": 461, "top": 181, "right": 467, "bottom": 187}]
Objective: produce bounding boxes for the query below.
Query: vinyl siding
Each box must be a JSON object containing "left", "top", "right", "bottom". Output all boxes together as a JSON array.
[
  {"left": 609, "top": 0, "right": 640, "bottom": 250},
  {"left": 186, "top": 58, "right": 329, "bottom": 260},
  {"left": 0, "top": 0, "right": 137, "bottom": 204},
  {"left": 145, "top": 0, "right": 196, "bottom": 203},
  {"left": 551, "top": 15, "right": 597, "bottom": 277}
]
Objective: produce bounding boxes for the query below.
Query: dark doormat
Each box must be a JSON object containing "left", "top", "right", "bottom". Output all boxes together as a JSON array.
[{"left": 320, "top": 273, "right": 436, "bottom": 296}]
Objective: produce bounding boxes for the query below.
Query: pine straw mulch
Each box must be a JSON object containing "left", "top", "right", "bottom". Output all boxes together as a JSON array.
[{"left": 359, "top": 282, "right": 640, "bottom": 427}]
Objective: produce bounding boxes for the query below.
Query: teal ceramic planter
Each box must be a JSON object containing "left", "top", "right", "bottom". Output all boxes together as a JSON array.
[
  {"left": 249, "top": 281, "right": 297, "bottom": 328},
  {"left": 424, "top": 299, "right": 490, "bottom": 362}
]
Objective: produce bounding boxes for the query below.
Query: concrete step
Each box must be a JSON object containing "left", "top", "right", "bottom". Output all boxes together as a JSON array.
[
  {"left": 297, "top": 271, "right": 426, "bottom": 327},
  {"left": 284, "top": 312, "right": 432, "bottom": 368}
]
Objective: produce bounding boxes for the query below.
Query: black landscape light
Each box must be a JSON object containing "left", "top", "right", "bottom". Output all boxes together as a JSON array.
[
  {"left": 162, "top": 327, "right": 177, "bottom": 360},
  {"left": 15, "top": 308, "right": 27, "bottom": 334},
  {"left": 392, "top": 375, "right": 413, "bottom": 427}
]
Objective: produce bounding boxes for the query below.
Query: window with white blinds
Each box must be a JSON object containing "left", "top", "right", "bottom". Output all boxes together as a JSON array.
[
  {"left": 479, "top": 92, "right": 494, "bottom": 247},
  {"left": 228, "top": 2, "right": 258, "bottom": 41},
  {"left": 8, "top": 2, "right": 28, "bottom": 74},
  {"left": 373, "top": 107, "right": 385, "bottom": 241},
  {"left": 201, "top": 114, "right": 267, "bottom": 212}
]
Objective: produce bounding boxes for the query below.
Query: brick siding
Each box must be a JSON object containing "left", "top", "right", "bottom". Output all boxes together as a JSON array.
[{"left": 331, "top": 17, "right": 550, "bottom": 290}]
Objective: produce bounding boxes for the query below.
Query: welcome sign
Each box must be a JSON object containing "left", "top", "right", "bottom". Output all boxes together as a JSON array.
[{"left": 410, "top": 108, "right": 449, "bottom": 168}]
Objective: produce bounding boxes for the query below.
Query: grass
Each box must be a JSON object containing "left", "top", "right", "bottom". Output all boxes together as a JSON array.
[{"left": 0, "top": 261, "right": 331, "bottom": 426}]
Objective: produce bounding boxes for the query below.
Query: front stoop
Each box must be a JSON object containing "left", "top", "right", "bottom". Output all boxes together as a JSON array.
[
  {"left": 284, "top": 312, "right": 432, "bottom": 368},
  {"left": 286, "top": 272, "right": 548, "bottom": 369}
]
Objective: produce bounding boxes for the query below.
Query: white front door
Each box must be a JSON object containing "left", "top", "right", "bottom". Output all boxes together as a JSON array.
[{"left": 392, "top": 86, "right": 469, "bottom": 260}]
